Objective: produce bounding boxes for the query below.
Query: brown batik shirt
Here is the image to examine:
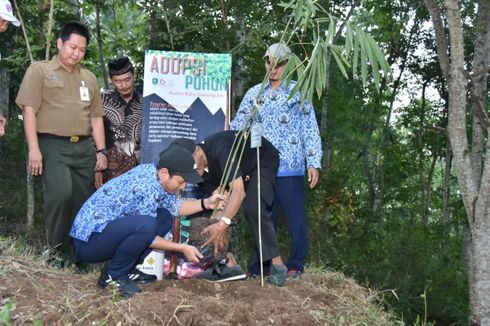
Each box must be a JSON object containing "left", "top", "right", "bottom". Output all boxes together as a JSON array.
[{"left": 101, "top": 90, "right": 142, "bottom": 149}]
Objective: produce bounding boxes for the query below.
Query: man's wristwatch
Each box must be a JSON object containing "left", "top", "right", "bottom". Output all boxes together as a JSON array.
[
  {"left": 96, "top": 148, "right": 108, "bottom": 156},
  {"left": 220, "top": 216, "right": 231, "bottom": 226}
]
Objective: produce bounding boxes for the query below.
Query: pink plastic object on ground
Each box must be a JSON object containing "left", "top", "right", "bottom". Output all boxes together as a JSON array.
[{"left": 163, "top": 258, "right": 205, "bottom": 279}]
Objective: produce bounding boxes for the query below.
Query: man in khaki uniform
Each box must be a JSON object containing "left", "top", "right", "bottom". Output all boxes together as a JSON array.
[{"left": 16, "top": 22, "right": 107, "bottom": 266}]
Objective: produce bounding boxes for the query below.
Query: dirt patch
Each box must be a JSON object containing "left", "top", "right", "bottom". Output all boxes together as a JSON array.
[{"left": 0, "top": 238, "right": 394, "bottom": 325}]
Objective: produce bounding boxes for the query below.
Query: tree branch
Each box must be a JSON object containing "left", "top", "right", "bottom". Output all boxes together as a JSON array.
[
  {"left": 471, "top": 66, "right": 490, "bottom": 78},
  {"left": 12, "top": 0, "right": 33, "bottom": 63},
  {"left": 423, "top": 0, "right": 450, "bottom": 78}
]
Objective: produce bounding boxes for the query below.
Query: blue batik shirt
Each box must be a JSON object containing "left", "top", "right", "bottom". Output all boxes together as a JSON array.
[
  {"left": 70, "top": 163, "right": 181, "bottom": 242},
  {"left": 230, "top": 80, "right": 322, "bottom": 177}
]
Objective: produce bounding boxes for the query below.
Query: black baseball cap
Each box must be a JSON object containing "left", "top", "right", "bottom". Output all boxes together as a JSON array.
[
  {"left": 156, "top": 146, "right": 202, "bottom": 184},
  {"left": 169, "top": 138, "right": 196, "bottom": 154}
]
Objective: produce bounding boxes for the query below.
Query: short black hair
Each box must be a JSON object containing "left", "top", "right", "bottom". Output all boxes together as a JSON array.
[{"left": 59, "top": 22, "right": 90, "bottom": 44}]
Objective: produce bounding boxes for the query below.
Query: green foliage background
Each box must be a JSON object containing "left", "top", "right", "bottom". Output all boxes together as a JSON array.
[{"left": 0, "top": 0, "right": 472, "bottom": 325}]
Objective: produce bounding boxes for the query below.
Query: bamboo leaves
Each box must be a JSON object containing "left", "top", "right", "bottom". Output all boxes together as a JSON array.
[
  {"left": 279, "top": 0, "right": 317, "bottom": 29},
  {"left": 289, "top": 37, "right": 325, "bottom": 102},
  {"left": 279, "top": 0, "right": 392, "bottom": 104}
]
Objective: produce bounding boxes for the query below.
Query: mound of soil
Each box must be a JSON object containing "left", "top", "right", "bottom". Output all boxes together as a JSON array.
[{"left": 0, "top": 248, "right": 394, "bottom": 326}]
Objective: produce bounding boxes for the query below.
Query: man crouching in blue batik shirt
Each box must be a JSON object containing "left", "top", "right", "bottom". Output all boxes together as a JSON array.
[{"left": 69, "top": 146, "right": 226, "bottom": 298}]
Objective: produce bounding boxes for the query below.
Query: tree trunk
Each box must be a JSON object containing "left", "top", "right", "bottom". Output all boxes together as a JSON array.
[
  {"left": 44, "top": 0, "right": 54, "bottom": 60},
  {"left": 362, "top": 125, "right": 375, "bottom": 211},
  {"left": 68, "top": 0, "right": 80, "bottom": 17},
  {"left": 425, "top": 0, "right": 490, "bottom": 323},
  {"left": 463, "top": 227, "right": 474, "bottom": 322},
  {"left": 385, "top": 16, "right": 420, "bottom": 128},
  {"left": 468, "top": 3, "right": 490, "bottom": 320},
  {"left": 0, "top": 68, "right": 9, "bottom": 169},
  {"left": 0, "top": 68, "right": 8, "bottom": 119},
  {"left": 231, "top": 17, "right": 246, "bottom": 115},
  {"left": 26, "top": 163, "right": 35, "bottom": 229},
  {"left": 14, "top": 0, "right": 37, "bottom": 229},
  {"left": 425, "top": 154, "right": 437, "bottom": 217},
  {"left": 95, "top": 1, "right": 109, "bottom": 89},
  {"left": 320, "top": 2, "right": 355, "bottom": 171},
  {"left": 442, "top": 140, "right": 451, "bottom": 226},
  {"left": 444, "top": 0, "right": 474, "bottom": 206},
  {"left": 147, "top": 5, "right": 158, "bottom": 48},
  {"left": 419, "top": 82, "right": 427, "bottom": 224},
  {"left": 469, "top": 214, "right": 490, "bottom": 325},
  {"left": 162, "top": 8, "right": 174, "bottom": 50},
  {"left": 320, "top": 59, "right": 331, "bottom": 171},
  {"left": 469, "top": 0, "right": 490, "bottom": 187}
]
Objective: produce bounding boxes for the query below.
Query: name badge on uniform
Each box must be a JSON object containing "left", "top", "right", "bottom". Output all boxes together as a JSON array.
[
  {"left": 250, "top": 122, "right": 262, "bottom": 148},
  {"left": 80, "top": 81, "right": 90, "bottom": 101}
]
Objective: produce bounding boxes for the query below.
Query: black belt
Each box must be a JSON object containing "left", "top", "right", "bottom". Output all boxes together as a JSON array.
[{"left": 38, "top": 133, "right": 91, "bottom": 143}]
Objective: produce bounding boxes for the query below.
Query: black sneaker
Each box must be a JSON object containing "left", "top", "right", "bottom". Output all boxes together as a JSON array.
[
  {"left": 128, "top": 268, "right": 157, "bottom": 284},
  {"left": 267, "top": 264, "right": 287, "bottom": 287},
  {"left": 97, "top": 270, "right": 142, "bottom": 298},
  {"left": 197, "top": 265, "right": 247, "bottom": 282}
]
